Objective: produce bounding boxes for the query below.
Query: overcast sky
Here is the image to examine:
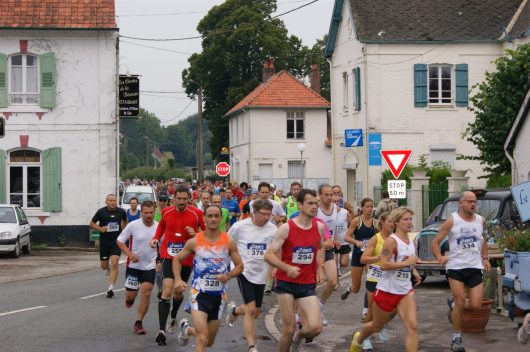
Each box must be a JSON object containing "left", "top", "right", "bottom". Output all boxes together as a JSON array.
[{"left": 115, "top": 0, "right": 334, "bottom": 125}]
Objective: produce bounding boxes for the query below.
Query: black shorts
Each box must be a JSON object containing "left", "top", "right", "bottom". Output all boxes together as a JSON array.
[
  {"left": 161, "top": 258, "right": 192, "bottom": 282},
  {"left": 446, "top": 268, "right": 483, "bottom": 288},
  {"left": 272, "top": 279, "right": 316, "bottom": 300},
  {"left": 237, "top": 274, "right": 265, "bottom": 308},
  {"left": 125, "top": 267, "right": 156, "bottom": 291},
  {"left": 351, "top": 252, "right": 365, "bottom": 267},
  {"left": 99, "top": 236, "right": 121, "bottom": 261},
  {"left": 191, "top": 292, "right": 225, "bottom": 322},
  {"left": 365, "top": 280, "right": 378, "bottom": 293},
  {"left": 335, "top": 244, "right": 352, "bottom": 255},
  {"left": 325, "top": 249, "right": 335, "bottom": 262}
]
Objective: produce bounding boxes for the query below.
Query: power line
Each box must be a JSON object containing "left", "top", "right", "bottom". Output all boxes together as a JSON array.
[
  {"left": 271, "top": 0, "right": 320, "bottom": 19},
  {"left": 120, "top": 40, "right": 193, "bottom": 55},
  {"left": 142, "top": 93, "right": 191, "bottom": 99},
  {"left": 160, "top": 100, "right": 195, "bottom": 124},
  {"left": 141, "top": 90, "right": 187, "bottom": 93}
]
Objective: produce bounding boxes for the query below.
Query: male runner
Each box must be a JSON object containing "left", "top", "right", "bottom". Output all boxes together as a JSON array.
[
  {"left": 226, "top": 199, "right": 277, "bottom": 352},
  {"left": 282, "top": 182, "right": 301, "bottom": 220},
  {"left": 264, "top": 189, "right": 325, "bottom": 352},
  {"left": 150, "top": 185, "right": 205, "bottom": 346},
  {"left": 117, "top": 201, "right": 158, "bottom": 334},
  {"left": 89, "top": 194, "right": 127, "bottom": 298},
  {"left": 432, "top": 191, "right": 490, "bottom": 352},
  {"left": 222, "top": 188, "right": 241, "bottom": 226},
  {"left": 172, "top": 205, "right": 244, "bottom": 351},
  {"left": 211, "top": 194, "right": 231, "bottom": 231}
]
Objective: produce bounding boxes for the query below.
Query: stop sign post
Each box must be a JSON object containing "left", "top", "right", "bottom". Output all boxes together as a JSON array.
[{"left": 216, "top": 162, "right": 230, "bottom": 177}]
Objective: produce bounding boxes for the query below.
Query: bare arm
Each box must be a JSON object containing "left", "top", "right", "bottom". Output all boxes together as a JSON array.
[
  {"left": 431, "top": 216, "right": 454, "bottom": 264},
  {"left": 481, "top": 217, "right": 491, "bottom": 271},
  {"left": 218, "top": 238, "right": 243, "bottom": 283},
  {"left": 360, "top": 236, "right": 379, "bottom": 265},
  {"left": 264, "top": 223, "right": 300, "bottom": 278},
  {"left": 380, "top": 237, "right": 417, "bottom": 270},
  {"left": 173, "top": 239, "right": 196, "bottom": 290},
  {"left": 344, "top": 217, "right": 363, "bottom": 248},
  {"left": 89, "top": 221, "right": 107, "bottom": 233}
]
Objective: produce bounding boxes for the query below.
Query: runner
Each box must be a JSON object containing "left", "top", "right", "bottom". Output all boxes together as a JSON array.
[
  {"left": 172, "top": 205, "right": 244, "bottom": 352},
  {"left": 350, "top": 207, "right": 421, "bottom": 352},
  {"left": 154, "top": 193, "right": 170, "bottom": 298},
  {"left": 116, "top": 201, "right": 158, "bottom": 335},
  {"left": 225, "top": 199, "right": 276, "bottom": 352},
  {"left": 149, "top": 185, "right": 205, "bottom": 346},
  {"left": 211, "top": 194, "right": 231, "bottom": 232},
  {"left": 89, "top": 194, "right": 127, "bottom": 298},
  {"left": 264, "top": 188, "right": 325, "bottom": 352},
  {"left": 222, "top": 188, "right": 241, "bottom": 226},
  {"left": 432, "top": 191, "right": 490, "bottom": 352},
  {"left": 282, "top": 182, "right": 301, "bottom": 220},
  {"left": 126, "top": 197, "right": 141, "bottom": 222},
  {"left": 331, "top": 194, "right": 351, "bottom": 275}
]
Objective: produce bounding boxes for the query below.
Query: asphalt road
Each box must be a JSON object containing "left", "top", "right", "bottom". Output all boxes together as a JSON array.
[{"left": 0, "top": 262, "right": 277, "bottom": 352}]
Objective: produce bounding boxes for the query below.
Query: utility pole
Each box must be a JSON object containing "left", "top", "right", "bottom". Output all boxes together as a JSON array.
[{"left": 196, "top": 87, "right": 204, "bottom": 184}]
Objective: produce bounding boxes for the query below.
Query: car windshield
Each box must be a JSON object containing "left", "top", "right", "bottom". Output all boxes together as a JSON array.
[
  {"left": 440, "top": 199, "right": 501, "bottom": 221},
  {"left": 123, "top": 192, "right": 155, "bottom": 204},
  {"left": 0, "top": 207, "right": 17, "bottom": 223}
]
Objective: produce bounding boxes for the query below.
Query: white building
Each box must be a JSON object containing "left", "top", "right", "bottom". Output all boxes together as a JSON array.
[
  {"left": 225, "top": 61, "right": 331, "bottom": 191},
  {"left": 325, "top": 0, "right": 530, "bottom": 205},
  {"left": 0, "top": 0, "right": 118, "bottom": 245},
  {"left": 506, "top": 86, "right": 530, "bottom": 185}
]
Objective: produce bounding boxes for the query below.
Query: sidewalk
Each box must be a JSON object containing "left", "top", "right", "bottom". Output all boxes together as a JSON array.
[{"left": 267, "top": 274, "right": 528, "bottom": 352}]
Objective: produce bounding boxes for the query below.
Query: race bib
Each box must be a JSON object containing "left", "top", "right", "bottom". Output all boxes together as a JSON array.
[
  {"left": 125, "top": 274, "right": 139, "bottom": 290},
  {"left": 292, "top": 246, "right": 314, "bottom": 264},
  {"left": 200, "top": 273, "right": 222, "bottom": 292},
  {"left": 247, "top": 243, "right": 266, "bottom": 258},
  {"left": 167, "top": 242, "right": 184, "bottom": 257},
  {"left": 360, "top": 239, "right": 369, "bottom": 252},
  {"left": 367, "top": 264, "right": 383, "bottom": 281},
  {"left": 395, "top": 267, "right": 411, "bottom": 281},
  {"left": 107, "top": 221, "right": 119, "bottom": 232},
  {"left": 457, "top": 236, "right": 478, "bottom": 251}
]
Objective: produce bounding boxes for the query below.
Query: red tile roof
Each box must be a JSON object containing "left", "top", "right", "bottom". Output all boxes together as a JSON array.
[
  {"left": 0, "top": 0, "right": 116, "bottom": 29},
  {"left": 226, "top": 71, "right": 330, "bottom": 117}
]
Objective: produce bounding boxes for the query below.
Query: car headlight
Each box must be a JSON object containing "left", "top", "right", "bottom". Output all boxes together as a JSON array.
[{"left": 0, "top": 231, "right": 13, "bottom": 239}]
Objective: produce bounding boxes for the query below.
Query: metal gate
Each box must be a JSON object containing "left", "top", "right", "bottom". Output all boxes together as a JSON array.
[{"left": 421, "top": 183, "right": 448, "bottom": 226}]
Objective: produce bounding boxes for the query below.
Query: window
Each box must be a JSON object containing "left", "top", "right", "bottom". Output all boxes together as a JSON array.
[
  {"left": 286, "top": 111, "right": 304, "bottom": 140},
  {"left": 8, "top": 149, "right": 42, "bottom": 208},
  {"left": 428, "top": 65, "right": 452, "bottom": 104},
  {"left": 288, "top": 160, "right": 305, "bottom": 178},
  {"left": 258, "top": 163, "right": 273, "bottom": 179},
  {"left": 342, "top": 72, "right": 349, "bottom": 110},
  {"left": 9, "top": 54, "right": 39, "bottom": 105}
]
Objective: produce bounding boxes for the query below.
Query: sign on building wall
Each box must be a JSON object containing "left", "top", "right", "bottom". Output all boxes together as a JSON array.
[
  {"left": 511, "top": 181, "right": 530, "bottom": 222},
  {"left": 368, "top": 133, "right": 382, "bottom": 166},
  {"left": 344, "top": 129, "right": 363, "bottom": 147},
  {"left": 119, "top": 75, "right": 140, "bottom": 117}
]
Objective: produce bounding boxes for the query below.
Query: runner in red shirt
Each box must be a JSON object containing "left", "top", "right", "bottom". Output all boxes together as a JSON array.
[
  {"left": 264, "top": 189, "right": 325, "bottom": 352},
  {"left": 150, "top": 185, "right": 205, "bottom": 346}
]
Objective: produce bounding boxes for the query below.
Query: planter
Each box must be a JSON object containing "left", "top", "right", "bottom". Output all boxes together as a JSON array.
[
  {"left": 450, "top": 169, "right": 467, "bottom": 178},
  {"left": 462, "top": 298, "right": 494, "bottom": 333},
  {"left": 412, "top": 170, "right": 428, "bottom": 178}
]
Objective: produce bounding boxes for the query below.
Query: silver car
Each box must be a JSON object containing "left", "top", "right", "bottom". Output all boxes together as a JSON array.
[{"left": 0, "top": 204, "right": 31, "bottom": 258}]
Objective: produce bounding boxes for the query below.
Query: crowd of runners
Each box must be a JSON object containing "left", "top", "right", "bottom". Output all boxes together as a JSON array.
[{"left": 89, "top": 179, "right": 491, "bottom": 352}]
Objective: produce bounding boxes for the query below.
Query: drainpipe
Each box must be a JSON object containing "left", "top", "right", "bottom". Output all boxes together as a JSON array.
[
  {"left": 362, "top": 45, "right": 369, "bottom": 198},
  {"left": 327, "top": 58, "right": 336, "bottom": 185},
  {"left": 115, "top": 34, "right": 120, "bottom": 197},
  {"left": 505, "top": 146, "right": 516, "bottom": 185}
]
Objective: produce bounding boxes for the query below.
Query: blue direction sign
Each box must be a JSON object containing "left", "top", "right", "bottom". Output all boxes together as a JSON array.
[
  {"left": 368, "top": 133, "right": 382, "bottom": 166},
  {"left": 345, "top": 129, "right": 363, "bottom": 147},
  {"left": 511, "top": 181, "right": 530, "bottom": 222}
]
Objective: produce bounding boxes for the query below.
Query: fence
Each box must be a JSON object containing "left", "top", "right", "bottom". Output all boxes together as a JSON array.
[{"left": 421, "top": 183, "right": 448, "bottom": 226}]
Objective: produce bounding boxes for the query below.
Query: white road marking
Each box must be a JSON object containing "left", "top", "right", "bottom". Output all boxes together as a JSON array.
[
  {"left": 0, "top": 305, "right": 47, "bottom": 317},
  {"left": 80, "top": 288, "right": 125, "bottom": 300}
]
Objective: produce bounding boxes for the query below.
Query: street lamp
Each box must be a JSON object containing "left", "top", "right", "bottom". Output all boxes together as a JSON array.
[{"left": 297, "top": 143, "right": 306, "bottom": 187}]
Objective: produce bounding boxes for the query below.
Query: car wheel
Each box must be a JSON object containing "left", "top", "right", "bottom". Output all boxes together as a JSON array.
[
  {"left": 10, "top": 240, "right": 20, "bottom": 258},
  {"left": 22, "top": 237, "right": 31, "bottom": 255}
]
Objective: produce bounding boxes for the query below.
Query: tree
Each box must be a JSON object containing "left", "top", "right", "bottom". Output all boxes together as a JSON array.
[
  {"left": 182, "top": 0, "right": 323, "bottom": 159},
  {"left": 303, "top": 35, "right": 330, "bottom": 101},
  {"left": 465, "top": 44, "right": 530, "bottom": 177}
]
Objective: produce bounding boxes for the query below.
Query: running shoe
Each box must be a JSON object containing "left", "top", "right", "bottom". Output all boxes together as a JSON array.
[
  {"left": 106, "top": 289, "right": 114, "bottom": 298},
  {"left": 349, "top": 332, "right": 362, "bottom": 352},
  {"left": 167, "top": 318, "right": 177, "bottom": 334},
  {"left": 321, "top": 311, "right": 329, "bottom": 326},
  {"left": 134, "top": 320, "right": 146, "bottom": 335},
  {"left": 155, "top": 330, "right": 167, "bottom": 346},
  {"left": 341, "top": 285, "right": 352, "bottom": 300},
  {"left": 451, "top": 337, "right": 465, "bottom": 352},
  {"left": 518, "top": 323, "right": 529, "bottom": 344},
  {"left": 264, "top": 280, "right": 272, "bottom": 295},
  {"left": 378, "top": 327, "right": 390, "bottom": 343},
  {"left": 362, "top": 337, "right": 373, "bottom": 350},
  {"left": 447, "top": 296, "right": 454, "bottom": 324},
  {"left": 291, "top": 331, "right": 302, "bottom": 352},
  {"left": 248, "top": 346, "right": 258, "bottom": 352},
  {"left": 183, "top": 301, "right": 192, "bottom": 314},
  {"left": 178, "top": 318, "right": 191, "bottom": 346},
  {"left": 225, "top": 301, "right": 238, "bottom": 327}
]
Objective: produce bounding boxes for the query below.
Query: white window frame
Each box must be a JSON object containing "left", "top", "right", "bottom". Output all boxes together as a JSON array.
[
  {"left": 7, "top": 149, "right": 42, "bottom": 209},
  {"left": 8, "top": 54, "right": 40, "bottom": 105},
  {"left": 286, "top": 111, "right": 305, "bottom": 140},
  {"left": 428, "top": 64, "right": 453, "bottom": 105},
  {"left": 342, "top": 72, "right": 349, "bottom": 111}
]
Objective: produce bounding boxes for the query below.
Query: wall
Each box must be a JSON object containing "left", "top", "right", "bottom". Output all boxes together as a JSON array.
[{"left": 513, "top": 110, "right": 530, "bottom": 183}]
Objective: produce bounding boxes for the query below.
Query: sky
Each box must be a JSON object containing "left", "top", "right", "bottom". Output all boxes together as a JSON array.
[{"left": 115, "top": 0, "right": 334, "bottom": 125}]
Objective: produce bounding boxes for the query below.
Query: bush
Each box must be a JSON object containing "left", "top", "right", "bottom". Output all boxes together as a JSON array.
[
  {"left": 486, "top": 174, "right": 512, "bottom": 188},
  {"left": 121, "top": 166, "right": 190, "bottom": 181}
]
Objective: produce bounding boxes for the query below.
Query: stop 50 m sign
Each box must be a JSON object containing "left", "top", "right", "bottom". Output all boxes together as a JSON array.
[{"left": 216, "top": 162, "right": 230, "bottom": 177}]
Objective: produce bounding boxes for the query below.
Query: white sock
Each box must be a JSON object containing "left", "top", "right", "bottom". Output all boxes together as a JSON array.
[
  {"left": 362, "top": 307, "right": 368, "bottom": 316},
  {"left": 453, "top": 331, "right": 461, "bottom": 340},
  {"left": 108, "top": 284, "right": 113, "bottom": 291}
]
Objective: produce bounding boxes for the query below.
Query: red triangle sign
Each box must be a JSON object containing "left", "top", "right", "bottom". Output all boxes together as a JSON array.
[{"left": 380, "top": 150, "right": 412, "bottom": 179}]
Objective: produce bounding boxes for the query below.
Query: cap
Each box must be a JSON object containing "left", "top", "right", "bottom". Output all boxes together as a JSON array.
[{"left": 159, "top": 193, "right": 169, "bottom": 201}]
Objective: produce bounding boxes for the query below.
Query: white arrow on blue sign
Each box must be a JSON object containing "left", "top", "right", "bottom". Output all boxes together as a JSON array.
[
  {"left": 344, "top": 129, "right": 363, "bottom": 147},
  {"left": 510, "top": 181, "right": 530, "bottom": 222}
]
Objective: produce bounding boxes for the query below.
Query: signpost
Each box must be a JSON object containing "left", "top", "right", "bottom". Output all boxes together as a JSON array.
[
  {"left": 381, "top": 149, "right": 412, "bottom": 199},
  {"left": 216, "top": 162, "right": 230, "bottom": 177},
  {"left": 510, "top": 181, "right": 530, "bottom": 222},
  {"left": 119, "top": 75, "right": 140, "bottom": 117}
]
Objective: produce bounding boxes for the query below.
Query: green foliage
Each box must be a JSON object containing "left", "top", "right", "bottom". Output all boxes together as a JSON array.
[
  {"left": 486, "top": 174, "right": 512, "bottom": 188},
  {"left": 493, "top": 227, "right": 530, "bottom": 252},
  {"left": 182, "top": 0, "right": 330, "bottom": 159},
  {"left": 121, "top": 166, "right": 190, "bottom": 181},
  {"left": 465, "top": 44, "right": 530, "bottom": 177}
]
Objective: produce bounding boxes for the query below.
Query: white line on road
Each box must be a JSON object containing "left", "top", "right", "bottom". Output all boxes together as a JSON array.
[
  {"left": 0, "top": 305, "right": 47, "bottom": 317},
  {"left": 80, "top": 288, "right": 125, "bottom": 300}
]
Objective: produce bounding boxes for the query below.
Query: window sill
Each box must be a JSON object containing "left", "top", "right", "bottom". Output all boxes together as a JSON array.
[
  {"left": 0, "top": 106, "right": 49, "bottom": 113},
  {"left": 426, "top": 105, "right": 457, "bottom": 111},
  {"left": 24, "top": 210, "right": 52, "bottom": 217}
]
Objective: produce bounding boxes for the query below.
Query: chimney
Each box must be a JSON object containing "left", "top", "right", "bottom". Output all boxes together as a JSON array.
[
  {"left": 310, "top": 64, "right": 321, "bottom": 94},
  {"left": 262, "top": 58, "right": 275, "bottom": 83}
]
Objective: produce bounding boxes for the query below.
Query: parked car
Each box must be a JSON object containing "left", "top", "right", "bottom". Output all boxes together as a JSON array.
[
  {"left": 0, "top": 204, "right": 31, "bottom": 258},
  {"left": 121, "top": 185, "right": 157, "bottom": 211},
  {"left": 414, "top": 189, "right": 528, "bottom": 279}
]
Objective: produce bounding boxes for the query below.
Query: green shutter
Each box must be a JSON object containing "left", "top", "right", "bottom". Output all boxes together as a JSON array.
[
  {"left": 0, "top": 149, "right": 5, "bottom": 203},
  {"left": 0, "top": 53, "right": 7, "bottom": 108},
  {"left": 39, "top": 52, "right": 56, "bottom": 108},
  {"left": 455, "top": 63, "right": 469, "bottom": 107},
  {"left": 354, "top": 67, "right": 361, "bottom": 111},
  {"left": 414, "top": 64, "right": 428, "bottom": 107},
  {"left": 43, "top": 147, "right": 62, "bottom": 212}
]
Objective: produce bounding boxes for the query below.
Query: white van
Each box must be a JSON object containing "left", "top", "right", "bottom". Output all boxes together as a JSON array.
[{"left": 121, "top": 185, "right": 158, "bottom": 211}]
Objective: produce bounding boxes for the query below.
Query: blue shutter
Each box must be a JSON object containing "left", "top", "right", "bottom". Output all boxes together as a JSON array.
[
  {"left": 414, "top": 64, "right": 428, "bottom": 107},
  {"left": 354, "top": 67, "right": 361, "bottom": 111},
  {"left": 0, "top": 149, "right": 5, "bottom": 203},
  {"left": 455, "top": 64, "right": 469, "bottom": 107},
  {"left": 43, "top": 147, "right": 62, "bottom": 212}
]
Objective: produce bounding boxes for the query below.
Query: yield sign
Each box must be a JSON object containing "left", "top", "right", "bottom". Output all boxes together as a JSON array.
[{"left": 380, "top": 150, "right": 412, "bottom": 179}]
